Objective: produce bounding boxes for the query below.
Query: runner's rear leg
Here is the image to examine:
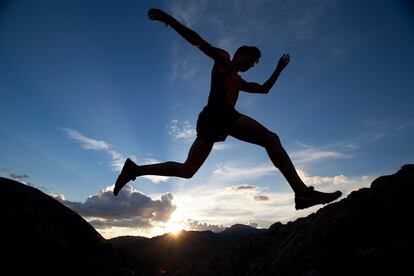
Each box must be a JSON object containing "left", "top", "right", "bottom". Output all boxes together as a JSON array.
[
  {"left": 113, "top": 139, "right": 213, "bottom": 195},
  {"left": 135, "top": 139, "right": 213, "bottom": 178}
]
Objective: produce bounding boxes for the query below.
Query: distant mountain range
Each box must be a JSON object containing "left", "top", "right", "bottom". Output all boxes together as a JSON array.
[{"left": 1, "top": 164, "right": 413, "bottom": 275}]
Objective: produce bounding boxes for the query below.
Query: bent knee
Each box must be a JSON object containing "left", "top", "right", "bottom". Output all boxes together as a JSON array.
[
  {"left": 181, "top": 166, "right": 198, "bottom": 179},
  {"left": 263, "top": 131, "right": 281, "bottom": 147}
]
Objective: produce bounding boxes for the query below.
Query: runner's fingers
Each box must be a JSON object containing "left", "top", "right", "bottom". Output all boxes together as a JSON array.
[{"left": 148, "top": 9, "right": 165, "bottom": 21}]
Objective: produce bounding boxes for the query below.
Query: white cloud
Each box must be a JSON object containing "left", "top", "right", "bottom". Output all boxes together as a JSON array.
[
  {"left": 61, "top": 128, "right": 169, "bottom": 184},
  {"left": 167, "top": 120, "right": 231, "bottom": 151},
  {"left": 62, "top": 128, "right": 110, "bottom": 151},
  {"left": 185, "top": 219, "right": 226, "bottom": 232},
  {"left": 213, "top": 163, "right": 275, "bottom": 180},
  {"left": 62, "top": 128, "right": 123, "bottom": 171},
  {"left": 227, "top": 184, "right": 270, "bottom": 202},
  {"left": 297, "top": 169, "right": 351, "bottom": 185},
  {"left": 168, "top": 119, "right": 196, "bottom": 141},
  {"left": 294, "top": 169, "right": 374, "bottom": 198},
  {"left": 107, "top": 149, "right": 126, "bottom": 172},
  {"left": 53, "top": 184, "right": 176, "bottom": 229},
  {"left": 291, "top": 143, "right": 351, "bottom": 164},
  {"left": 212, "top": 143, "right": 231, "bottom": 151},
  {"left": 142, "top": 175, "right": 170, "bottom": 184},
  {"left": 170, "top": 50, "right": 200, "bottom": 80},
  {"left": 248, "top": 221, "right": 259, "bottom": 228},
  {"left": 169, "top": 0, "right": 208, "bottom": 28}
]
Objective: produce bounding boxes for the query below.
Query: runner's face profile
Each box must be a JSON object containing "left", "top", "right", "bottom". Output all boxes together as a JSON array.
[{"left": 237, "top": 54, "right": 257, "bottom": 72}]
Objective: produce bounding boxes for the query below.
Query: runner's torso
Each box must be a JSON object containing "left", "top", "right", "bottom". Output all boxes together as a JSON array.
[{"left": 207, "top": 50, "right": 241, "bottom": 108}]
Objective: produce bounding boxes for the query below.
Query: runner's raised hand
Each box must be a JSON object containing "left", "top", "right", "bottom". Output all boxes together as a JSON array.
[
  {"left": 277, "top": 54, "right": 290, "bottom": 71},
  {"left": 148, "top": 8, "right": 171, "bottom": 27}
]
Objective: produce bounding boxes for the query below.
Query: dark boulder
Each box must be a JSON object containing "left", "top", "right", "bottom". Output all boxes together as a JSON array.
[{"left": 0, "top": 177, "right": 116, "bottom": 275}]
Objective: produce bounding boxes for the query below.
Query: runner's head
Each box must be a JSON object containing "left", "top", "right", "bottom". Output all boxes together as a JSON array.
[{"left": 232, "top": 46, "right": 261, "bottom": 72}]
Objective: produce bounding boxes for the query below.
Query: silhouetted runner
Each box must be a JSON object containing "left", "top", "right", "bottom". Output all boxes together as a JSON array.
[{"left": 114, "top": 8, "right": 342, "bottom": 210}]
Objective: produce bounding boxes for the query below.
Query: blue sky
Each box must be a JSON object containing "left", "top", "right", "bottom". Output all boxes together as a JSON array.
[{"left": 1, "top": 0, "right": 413, "bottom": 238}]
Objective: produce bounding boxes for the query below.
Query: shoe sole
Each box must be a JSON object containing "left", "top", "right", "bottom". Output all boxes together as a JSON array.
[
  {"left": 295, "top": 191, "right": 342, "bottom": 210},
  {"left": 113, "top": 159, "right": 137, "bottom": 196}
]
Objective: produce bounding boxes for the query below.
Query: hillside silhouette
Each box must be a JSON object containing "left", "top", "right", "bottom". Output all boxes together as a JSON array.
[
  {"left": 1, "top": 164, "right": 413, "bottom": 275},
  {"left": 0, "top": 177, "right": 127, "bottom": 275}
]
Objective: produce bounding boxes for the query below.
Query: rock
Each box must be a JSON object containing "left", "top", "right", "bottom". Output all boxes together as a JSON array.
[{"left": 0, "top": 177, "right": 116, "bottom": 275}]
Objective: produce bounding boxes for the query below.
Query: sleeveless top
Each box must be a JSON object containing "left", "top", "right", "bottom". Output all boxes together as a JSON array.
[{"left": 207, "top": 66, "right": 241, "bottom": 108}]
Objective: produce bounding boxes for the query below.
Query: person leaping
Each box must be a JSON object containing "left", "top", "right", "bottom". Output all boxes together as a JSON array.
[{"left": 113, "top": 8, "right": 342, "bottom": 210}]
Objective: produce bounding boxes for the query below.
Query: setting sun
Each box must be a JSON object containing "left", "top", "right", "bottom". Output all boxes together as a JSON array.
[
  {"left": 163, "top": 207, "right": 190, "bottom": 236},
  {"left": 165, "top": 221, "right": 185, "bottom": 236}
]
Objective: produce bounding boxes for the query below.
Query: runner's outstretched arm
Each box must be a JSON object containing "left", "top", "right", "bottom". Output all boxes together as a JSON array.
[
  {"left": 148, "top": 8, "right": 228, "bottom": 65},
  {"left": 241, "top": 54, "right": 291, "bottom": 94}
]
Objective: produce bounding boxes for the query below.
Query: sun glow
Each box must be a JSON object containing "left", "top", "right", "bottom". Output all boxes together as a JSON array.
[
  {"left": 168, "top": 223, "right": 184, "bottom": 236},
  {"left": 163, "top": 207, "right": 190, "bottom": 236}
]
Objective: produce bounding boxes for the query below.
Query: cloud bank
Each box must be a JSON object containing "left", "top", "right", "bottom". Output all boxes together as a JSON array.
[
  {"left": 53, "top": 184, "right": 176, "bottom": 229},
  {"left": 185, "top": 219, "right": 226, "bottom": 232}
]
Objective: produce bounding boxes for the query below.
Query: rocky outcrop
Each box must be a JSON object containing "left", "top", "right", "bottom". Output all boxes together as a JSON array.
[
  {"left": 219, "top": 164, "right": 414, "bottom": 276},
  {"left": 0, "top": 177, "right": 116, "bottom": 275},
  {"left": 2, "top": 164, "right": 412, "bottom": 275},
  {"left": 111, "top": 164, "right": 414, "bottom": 276}
]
